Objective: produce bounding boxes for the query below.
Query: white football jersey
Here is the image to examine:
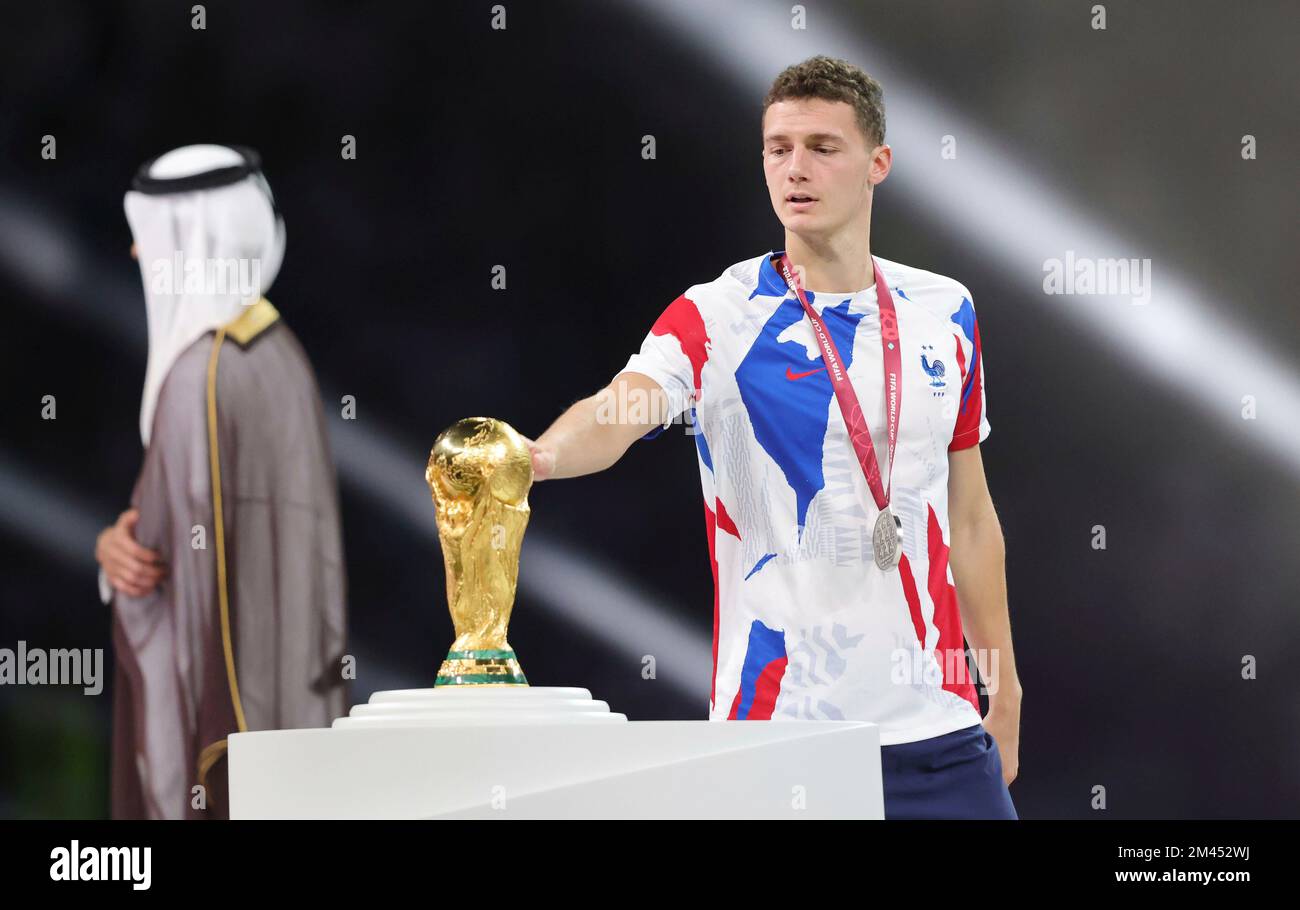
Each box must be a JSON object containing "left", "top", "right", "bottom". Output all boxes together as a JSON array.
[{"left": 615, "top": 249, "right": 991, "bottom": 745}]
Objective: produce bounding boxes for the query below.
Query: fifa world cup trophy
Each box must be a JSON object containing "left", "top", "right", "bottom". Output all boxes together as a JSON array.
[{"left": 426, "top": 416, "right": 533, "bottom": 686}]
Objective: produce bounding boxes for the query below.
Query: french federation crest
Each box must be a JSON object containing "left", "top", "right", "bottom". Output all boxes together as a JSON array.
[{"left": 920, "top": 343, "right": 947, "bottom": 395}]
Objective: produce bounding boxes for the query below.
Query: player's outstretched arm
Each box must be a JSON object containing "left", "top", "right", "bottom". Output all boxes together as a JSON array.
[{"left": 525, "top": 371, "right": 673, "bottom": 481}]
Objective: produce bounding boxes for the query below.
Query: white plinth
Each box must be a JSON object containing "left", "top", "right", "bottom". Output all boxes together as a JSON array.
[
  {"left": 332, "top": 685, "right": 627, "bottom": 728},
  {"left": 229, "top": 687, "right": 884, "bottom": 819}
]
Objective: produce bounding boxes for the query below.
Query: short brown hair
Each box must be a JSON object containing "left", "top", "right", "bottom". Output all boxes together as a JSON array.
[{"left": 762, "top": 55, "right": 886, "bottom": 149}]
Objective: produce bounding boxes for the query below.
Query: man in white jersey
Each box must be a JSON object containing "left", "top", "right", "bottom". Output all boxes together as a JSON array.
[{"left": 524, "top": 56, "right": 1021, "bottom": 819}]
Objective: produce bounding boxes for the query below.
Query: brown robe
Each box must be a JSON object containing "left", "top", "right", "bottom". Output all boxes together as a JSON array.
[{"left": 110, "top": 301, "right": 349, "bottom": 819}]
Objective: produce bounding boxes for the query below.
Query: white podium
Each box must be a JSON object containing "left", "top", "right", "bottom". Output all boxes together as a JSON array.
[{"left": 228, "top": 687, "right": 884, "bottom": 819}]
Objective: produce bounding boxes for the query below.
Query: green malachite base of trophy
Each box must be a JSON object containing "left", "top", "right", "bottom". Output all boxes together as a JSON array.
[
  {"left": 436, "top": 649, "right": 528, "bottom": 687},
  {"left": 426, "top": 416, "right": 535, "bottom": 688}
]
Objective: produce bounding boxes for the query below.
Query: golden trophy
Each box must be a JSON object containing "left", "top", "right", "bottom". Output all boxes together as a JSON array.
[{"left": 426, "top": 416, "right": 532, "bottom": 686}]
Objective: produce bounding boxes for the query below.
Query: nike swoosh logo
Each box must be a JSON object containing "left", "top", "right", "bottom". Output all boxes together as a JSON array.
[{"left": 786, "top": 365, "right": 827, "bottom": 380}]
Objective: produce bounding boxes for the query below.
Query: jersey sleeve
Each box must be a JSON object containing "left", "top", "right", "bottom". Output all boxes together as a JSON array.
[
  {"left": 949, "top": 291, "right": 991, "bottom": 451},
  {"left": 614, "top": 293, "right": 708, "bottom": 442}
]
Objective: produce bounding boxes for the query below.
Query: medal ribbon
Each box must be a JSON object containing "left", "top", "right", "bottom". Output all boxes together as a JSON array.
[{"left": 778, "top": 252, "right": 900, "bottom": 513}]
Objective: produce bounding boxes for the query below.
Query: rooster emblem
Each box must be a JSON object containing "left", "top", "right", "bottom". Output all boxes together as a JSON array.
[{"left": 920, "top": 344, "right": 947, "bottom": 392}]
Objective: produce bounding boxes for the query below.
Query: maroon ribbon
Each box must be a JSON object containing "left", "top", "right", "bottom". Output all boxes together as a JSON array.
[{"left": 778, "top": 253, "right": 900, "bottom": 512}]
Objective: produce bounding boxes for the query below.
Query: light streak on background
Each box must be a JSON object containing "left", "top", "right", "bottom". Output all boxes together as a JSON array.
[{"left": 629, "top": 0, "right": 1300, "bottom": 473}]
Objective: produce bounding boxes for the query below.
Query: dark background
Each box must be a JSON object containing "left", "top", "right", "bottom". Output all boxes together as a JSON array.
[{"left": 0, "top": 0, "right": 1296, "bottom": 819}]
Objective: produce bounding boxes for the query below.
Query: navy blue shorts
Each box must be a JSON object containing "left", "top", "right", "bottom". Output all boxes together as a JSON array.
[{"left": 880, "top": 723, "right": 1018, "bottom": 819}]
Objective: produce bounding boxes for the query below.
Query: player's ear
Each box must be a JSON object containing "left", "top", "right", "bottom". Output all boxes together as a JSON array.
[{"left": 870, "top": 143, "right": 894, "bottom": 185}]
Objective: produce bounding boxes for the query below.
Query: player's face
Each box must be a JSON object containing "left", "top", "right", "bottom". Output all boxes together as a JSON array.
[{"left": 762, "top": 98, "right": 885, "bottom": 239}]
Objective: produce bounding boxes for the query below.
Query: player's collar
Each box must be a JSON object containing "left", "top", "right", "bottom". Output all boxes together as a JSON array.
[{"left": 751, "top": 249, "right": 791, "bottom": 300}]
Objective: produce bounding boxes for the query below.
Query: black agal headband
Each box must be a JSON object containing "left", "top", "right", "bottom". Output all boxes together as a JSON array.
[{"left": 131, "top": 145, "right": 279, "bottom": 216}]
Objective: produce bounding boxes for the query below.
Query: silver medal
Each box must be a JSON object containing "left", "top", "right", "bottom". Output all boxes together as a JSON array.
[{"left": 873, "top": 507, "right": 902, "bottom": 571}]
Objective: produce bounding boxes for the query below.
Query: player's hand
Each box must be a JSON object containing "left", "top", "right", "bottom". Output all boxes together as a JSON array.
[
  {"left": 983, "top": 703, "right": 1020, "bottom": 787},
  {"left": 95, "top": 509, "right": 166, "bottom": 597},
  {"left": 522, "top": 434, "right": 557, "bottom": 482}
]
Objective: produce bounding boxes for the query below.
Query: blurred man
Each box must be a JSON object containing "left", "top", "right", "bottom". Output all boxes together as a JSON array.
[
  {"left": 93, "top": 144, "right": 349, "bottom": 819},
  {"left": 524, "top": 57, "right": 1021, "bottom": 819}
]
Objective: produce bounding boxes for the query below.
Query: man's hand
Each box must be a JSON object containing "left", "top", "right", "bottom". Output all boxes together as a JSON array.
[
  {"left": 983, "top": 697, "right": 1021, "bottom": 787},
  {"left": 522, "top": 435, "right": 556, "bottom": 481},
  {"left": 95, "top": 509, "right": 165, "bottom": 597}
]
